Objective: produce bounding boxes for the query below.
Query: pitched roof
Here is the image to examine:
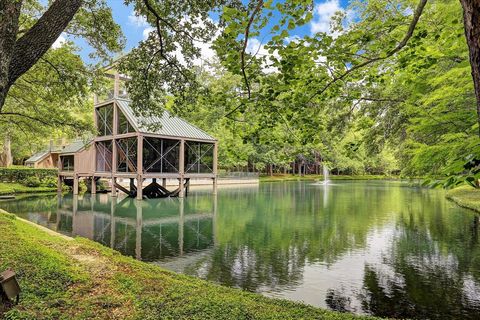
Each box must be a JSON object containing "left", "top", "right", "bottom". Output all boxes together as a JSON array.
[
  {"left": 25, "top": 150, "right": 50, "bottom": 163},
  {"left": 116, "top": 99, "right": 216, "bottom": 142},
  {"left": 60, "top": 140, "right": 91, "bottom": 155}
]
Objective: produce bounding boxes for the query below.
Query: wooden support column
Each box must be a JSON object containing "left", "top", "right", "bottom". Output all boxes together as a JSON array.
[
  {"left": 57, "top": 176, "right": 63, "bottom": 193},
  {"left": 111, "top": 177, "right": 117, "bottom": 197},
  {"left": 137, "top": 135, "right": 143, "bottom": 200},
  {"left": 110, "top": 102, "right": 118, "bottom": 197},
  {"left": 73, "top": 175, "right": 79, "bottom": 195},
  {"left": 179, "top": 139, "right": 185, "bottom": 198},
  {"left": 57, "top": 157, "right": 63, "bottom": 192}
]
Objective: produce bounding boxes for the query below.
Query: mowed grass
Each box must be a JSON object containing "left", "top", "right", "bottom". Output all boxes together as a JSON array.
[
  {"left": 446, "top": 186, "right": 480, "bottom": 213},
  {"left": 0, "top": 211, "right": 378, "bottom": 320},
  {"left": 0, "top": 182, "right": 56, "bottom": 195}
]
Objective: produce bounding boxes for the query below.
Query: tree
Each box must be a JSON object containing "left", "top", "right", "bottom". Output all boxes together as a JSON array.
[
  {"left": 0, "top": 0, "right": 123, "bottom": 165},
  {"left": 459, "top": 0, "right": 480, "bottom": 137},
  {"left": 0, "top": 0, "right": 123, "bottom": 111}
]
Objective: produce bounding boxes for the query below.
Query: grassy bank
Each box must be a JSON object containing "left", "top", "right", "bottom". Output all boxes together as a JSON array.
[
  {"left": 0, "top": 211, "right": 376, "bottom": 320},
  {"left": 0, "top": 182, "right": 56, "bottom": 195},
  {"left": 446, "top": 186, "right": 480, "bottom": 213},
  {"left": 259, "top": 174, "right": 396, "bottom": 183}
]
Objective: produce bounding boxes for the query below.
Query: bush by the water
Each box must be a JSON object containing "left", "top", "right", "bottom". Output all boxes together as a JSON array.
[
  {"left": 22, "top": 176, "right": 41, "bottom": 187},
  {"left": 0, "top": 166, "right": 57, "bottom": 187}
]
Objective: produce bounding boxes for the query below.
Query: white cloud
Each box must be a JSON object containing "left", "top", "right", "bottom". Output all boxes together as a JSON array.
[
  {"left": 142, "top": 27, "right": 154, "bottom": 40},
  {"left": 310, "top": 0, "right": 342, "bottom": 35},
  {"left": 245, "top": 38, "right": 279, "bottom": 73},
  {"left": 128, "top": 11, "right": 148, "bottom": 28},
  {"left": 52, "top": 33, "right": 66, "bottom": 49}
]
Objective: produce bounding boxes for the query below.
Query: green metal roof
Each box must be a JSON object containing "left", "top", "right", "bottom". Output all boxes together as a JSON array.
[
  {"left": 116, "top": 99, "right": 216, "bottom": 142},
  {"left": 60, "top": 140, "right": 91, "bottom": 155}
]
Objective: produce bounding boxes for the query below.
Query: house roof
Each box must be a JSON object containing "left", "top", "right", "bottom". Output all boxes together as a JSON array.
[
  {"left": 25, "top": 145, "right": 63, "bottom": 163},
  {"left": 116, "top": 99, "right": 216, "bottom": 142},
  {"left": 60, "top": 140, "right": 91, "bottom": 155},
  {"left": 25, "top": 150, "right": 50, "bottom": 163}
]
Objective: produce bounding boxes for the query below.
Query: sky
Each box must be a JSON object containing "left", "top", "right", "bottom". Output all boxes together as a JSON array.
[{"left": 54, "top": 0, "right": 351, "bottom": 64}]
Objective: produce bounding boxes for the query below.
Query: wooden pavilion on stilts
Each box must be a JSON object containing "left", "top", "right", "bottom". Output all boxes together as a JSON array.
[{"left": 57, "top": 69, "right": 218, "bottom": 200}]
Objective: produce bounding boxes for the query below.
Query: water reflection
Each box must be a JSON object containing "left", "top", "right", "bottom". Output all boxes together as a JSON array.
[
  {"left": 6, "top": 193, "right": 216, "bottom": 262},
  {"left": 2, "top": 181, "right": 480, "bottom": 319}
]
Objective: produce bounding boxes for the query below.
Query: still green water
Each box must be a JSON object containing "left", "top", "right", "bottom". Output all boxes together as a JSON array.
[{"left": 1, "top": 181, "right": 479, "bottom": 319}]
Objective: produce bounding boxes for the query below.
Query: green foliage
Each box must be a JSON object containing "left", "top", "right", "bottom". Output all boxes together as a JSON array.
[
  {"left": 0, "top": 182, "right": 57, "bottom": 196},
  {"left": 22, "top": 176, "right": 41, "bottom": 188},
  {"left": 0, "top": 166, "right": 57, "bottom": 183},
  {"left": 1, "top": 0, "right": 124, "bottom": 163}
]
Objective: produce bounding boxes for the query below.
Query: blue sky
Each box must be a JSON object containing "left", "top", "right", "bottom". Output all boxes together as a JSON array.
[{"left": 54, "top": 0, "right": 351, "bottom": 64}]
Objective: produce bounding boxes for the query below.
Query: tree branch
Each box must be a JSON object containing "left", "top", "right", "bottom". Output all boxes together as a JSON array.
[
  {"left": 143, "top": 0, "right": 191, "bottom": 81},
  {"left": 8, "top": 0, "right": 83, "bottom": 87},
  {"left": 241, "top": 0, "right": 264, "bottom": 99},
  {"left": 307, "top": 0, "right": 428, "bottom": 103}
]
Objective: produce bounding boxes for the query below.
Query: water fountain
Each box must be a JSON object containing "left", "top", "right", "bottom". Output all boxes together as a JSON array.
[{"left": 322, "top": 165, "right": 330, "bottom": 185}]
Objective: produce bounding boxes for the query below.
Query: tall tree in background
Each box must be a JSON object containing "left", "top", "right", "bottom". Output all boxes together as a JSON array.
[{"left": 460, "top": 0, "right": 480, "bottom": 137}]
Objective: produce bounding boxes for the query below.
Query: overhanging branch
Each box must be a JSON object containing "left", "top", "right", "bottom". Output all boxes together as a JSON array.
[{"left": 307, "top": 0, "right": 428, "bottom": 103}]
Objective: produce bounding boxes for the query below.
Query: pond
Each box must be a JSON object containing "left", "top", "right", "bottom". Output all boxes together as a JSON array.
[{"left": 1, "top": 180, "right": 479, "bottom": 319}]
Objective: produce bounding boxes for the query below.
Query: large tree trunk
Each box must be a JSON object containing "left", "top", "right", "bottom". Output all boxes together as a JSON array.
[
  {"left": 460, "top": 0, "right": 480, "bottom": 137},
  {"left": 0, "top": 1, "right": 22, "bottom": 108},
  {"left": 0, "top": 135, "right": 12, "bottom": 167},
  {"left": 0, "top": 0, "right": 83, "bottom": 111}
]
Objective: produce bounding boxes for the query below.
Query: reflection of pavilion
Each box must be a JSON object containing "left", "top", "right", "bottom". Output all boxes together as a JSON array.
[{"left": 56, "top": 194, "right": 216, "bottom": 262}]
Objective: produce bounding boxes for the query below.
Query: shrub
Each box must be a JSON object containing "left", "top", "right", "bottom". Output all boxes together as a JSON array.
[
  {"left": 23, "top": 176, "right": 41, "bottom": 187},
  {"left": 42, "top": 177, "right": 58, "bottom": 188},
  {"left": 0, "top": 166, "right": 57, "bottom": 186}
]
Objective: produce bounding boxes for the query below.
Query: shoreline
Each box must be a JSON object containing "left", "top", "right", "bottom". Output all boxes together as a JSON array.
[
  {"left": 0, "top": 210, "right": 376, "bottom": 319},
  {"left": 259, "top": 174, "right": 401, "bottom": 183},
  {"left": 446, "top": 186, "right": 480, "bottom": 213}
]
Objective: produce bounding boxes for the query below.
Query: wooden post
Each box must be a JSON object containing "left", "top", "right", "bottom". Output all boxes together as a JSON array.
[
  {"left": 57, "top": 176, "right": 63, "bottom": 193},
  {"left": 137, "top": 135, "right": 143, "bottom": 200},
  {"left": 73, "top": 175, "right": 79, "bottom": 195},
  {"left": 179, "top": 139, "right": 185, "bottom": 198},
  {"left": 212, "top": 178, "right": 217, "bottom": 195},
  {"left": 111, "top": 177, "right": 117, "bottom": 197},
  {"left": 136, "top": 177, "right": 143, "bottom": 200},
  {"left": 57, "top": 157, "right": 62, "bottom": 192},
  {"left": 111, "top": 102, "right": 118, "bottom": 197},
  {"left": 91, "top": 177, "right": 97, "bottom": 194}
]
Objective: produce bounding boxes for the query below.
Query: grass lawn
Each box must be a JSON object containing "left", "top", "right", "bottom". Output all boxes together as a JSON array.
[
  {"left": 0, "top": 182, "right": 56, "bottom": 195},
  {"left": 259, "top": 174, "right": 397, "bottom": 183},
  {"left": 0, "top": 211, "right": 377, "bottom": 320},
  {"left": 446, "top": 186, "right": 480, "bottom": 213}
]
